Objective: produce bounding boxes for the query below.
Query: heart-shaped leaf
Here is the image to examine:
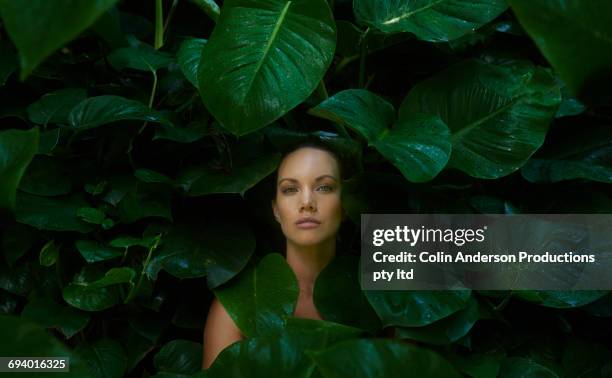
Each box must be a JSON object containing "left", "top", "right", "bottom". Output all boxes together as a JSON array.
[
  {"left": 27, "top": 88, "right": 87, "bottom": 125},
  {"left": 399, "top": 59, "right": 561, "bottom": 179},
  {"left": 365, "top": 290, "right": 472, "bottom": 327},
  {"left": 214, "top": 253, "right": 298, "bottom": 337},
  {"left": 68, "top": 95, "right": 172, "bottom": 130},
  {"left": 354, "top": 0, "right": 508, "bottom": 42},
  {"left": 310, "top": 89, "right": 451, "bottom": 182},
  {"left": 198, "top": 0, "right": 336, "bottom": 136},
  {"left": 0, "top": 0, "right": 119, "bottom": 79},
  {"left": 508, "top": 0, "right": 612, "bottom": 101},
  {"left": 153, "top": 339, "right": 202, "bottom": 375},
  {"left": 21, "top": 298, "right": 90, "bottom": 339}
]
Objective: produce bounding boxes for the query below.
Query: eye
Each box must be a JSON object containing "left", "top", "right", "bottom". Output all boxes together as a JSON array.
[
  {"left": 318, "top": 185, "right": 334, "bottom": 192},
  {"left": 281, "top": 187, "right": 298, "bottom": 194}
]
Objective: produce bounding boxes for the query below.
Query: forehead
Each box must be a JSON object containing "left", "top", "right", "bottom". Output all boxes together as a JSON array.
[{"left": 277, "top": 147, "right": 340, "bottom": 180}]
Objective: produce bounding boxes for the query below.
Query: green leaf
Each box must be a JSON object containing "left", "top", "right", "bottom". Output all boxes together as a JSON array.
[
  {"left": 117, "top": 188, "right": 173, "bottom": 224},
  {"left": 0, "top": 0, "right": 120, "bottom": 79},
  {"left": 153, "top": 340, "right": 202, "bottom": 375},
  {"left": 110, "top": 235, "right": 155, "bottom": 249},
  {"left": 499, "top": 357, "right": 559, "bottom": 378},
  {"left": 399, "top": 59, "right": 561, "bottom": 179},
  {"left": 310, "top": 338, "right": 462, "bottom": 377},
  {"left": 0, "top": 315, "right": 91, "bottom": 376},
  {"left": 178, "top": 153, "right": 280, "bottom": 196},
  {"left": 63, "top": 266, "right": 136, "bottom": 311},
  {"left": 15, "top": 192, "right": 95, "bottom": 233},
  {"left": 508, "top": 0, "right": 612, "bottom": 101},
  {"left": 177, "top": 38, "right": 206, "bottom": 87},
  {"left": 146, "top": 220, "right": 255, "bottom": 288},
  {"left": 313, "top": 255, "right": 381, "bottom": 332},
  {"left": 108, "top": 44, "right": 174, "bottom": 72},
  {"left": 521, "top": 126, "right": 612, "bottom": 184},
  {"left": 208, "top": 320, "right": 358, "bottom": 377},
  {"left": 353, "top": 0, "right": 507, "bottom": 42},
  {"left": 77, "top": 207, "right": 106, "bottom": 224},
  {"left": 214, "top": 253, "right": 298, "bottom": 337},
  {"left": 395, "top": 296, "right": 481, "bottom": 344},
  {"left": 75, "top": 240, "right": 123, "bottom": 263},
  {"left": 21, "top": 298, "right": 90, "bottom": 339},
  {"left": 0, "top": 128, "right": 39, "bottom": 212},
  {"left": 364, "top": 290, "right": 472, "bottom": 327},
  {"left": 189, "top": 0, "right": 220, "bottom": 22},
  {"left": 555, "top": 83, "right": 585, "bottom": 118},
  {"left": 18, "top": 156, "right": 72, "bottom": 196},
  {"left": 27, "top": 88, "right": 87, "bottom": 125},
  {"left": 513, "top": 290, "right": 607, "bottom": 309},
  {"left": 75, "top": 339, "right": 127, "bottom": 378},
  {"left": 68, "top": 95, "right": 172, "bottom": 131},
  {"left": 197, "top": 0, "right": 336, "bottom": 136},
  {"left": 39, "top": 239, "right": 59, "bottom": 267},
  {"left": 310, "top": 89, "right": 451, "bottom": 182}
]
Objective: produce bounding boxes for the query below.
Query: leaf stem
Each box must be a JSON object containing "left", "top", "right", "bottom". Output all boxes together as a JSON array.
[
  {"left": 124, "top": 234, "right": 161, "bottom": 304},
  {"left": 163, "top": 0, "right": 180, "bottom": 37},
  {"left": 155, "top": 0, "right": 164, "bottom": 50}
]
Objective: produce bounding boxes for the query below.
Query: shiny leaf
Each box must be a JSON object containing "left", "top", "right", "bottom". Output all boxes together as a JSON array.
[{"left": 198, "top": 0, "right": 336, "bottom": 135}]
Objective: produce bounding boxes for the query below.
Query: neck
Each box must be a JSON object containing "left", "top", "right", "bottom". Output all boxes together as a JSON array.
[{"left": 285, "top": 237, "right": 336, "bottom": 295}]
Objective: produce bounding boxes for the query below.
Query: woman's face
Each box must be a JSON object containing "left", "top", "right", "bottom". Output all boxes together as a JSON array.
[{"left": 272, "top": 147, "right": 342, "bottom": 247}]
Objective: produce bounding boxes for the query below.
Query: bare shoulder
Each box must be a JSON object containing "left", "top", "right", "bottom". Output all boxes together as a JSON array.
[{"left": 202, "top": 297, "right": 243, "bottom": 369}]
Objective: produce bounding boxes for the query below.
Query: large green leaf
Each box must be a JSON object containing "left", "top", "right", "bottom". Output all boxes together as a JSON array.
[
  {"left": 197, "top": 0, "right": 336, "bottom": 136},
  {"left": 508, "top": 0, "right": 612, "bottom": 101},
  {"left": 68, "top": 96, "right": 172, "bottom": 131},
  {"left": 513, "top": 290, "right": 607, "bottom": 309},
  {"left": 364, "top": 290, "right": 472, "bottom": 327},
  {"left": 313, "top": 255, "right": 381, "bottom": 332},
  {"left": 0, "top": 0, "right": 119, "bottom": 79},
  {"left": 178, "top": 153, "right": 280, "bottom": 196},
  {"left": 353, "top": 0, "right": 508, "bottom": 42},
  {"left": 310, "top": 89, "right": 451, "bottom": 182},
  {"left": 75, "top": 339, "right": 127, "bottom": 378},
  {"left": 214, "top": 253, "right": 298, "bottom": 337},
  {"left": 63, "top": 266, "right": 136, "bottom": 311},
  {"left": 395, "top": 295, "right": 482, "bottom": 344},
  {"left": 27, "top": 88, "right": 87, "bottom": 125},
  {"left": 153, "top": 339, "right": 202, "bottom": 375},
  {"left": 521, "top": 126, "right": 612, "bottom": 184},
  {"left": 177, "top": 38, "right": 207, "bottom": 87},
  {"left": 310, "top": 338, "right": 462, "bottom": 377},
  {"left": 146, "top": 220, "right": 255, "bottom": 288},
  {"left": 0, "top": 315, "right": 91, "bottom": 377},
  {"left": 21, "top": 298, "right": 90, "bottom": 339},
  {"left": 208, "top": 319, "right": 358, "bottom": 377},
  {"left": 15, "top": 192, "right": 95, "bottom": 233},
  {"left": 75, "top": 240, "right": 123, "bottom": 263},
  {"left": 0, "top": 128, "right": 39, "bottom": 212},
  {"left": 399, "top": 59, "right": 561, "bottom": 179}
]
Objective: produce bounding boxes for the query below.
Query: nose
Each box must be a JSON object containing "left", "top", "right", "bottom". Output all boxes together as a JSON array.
[{"left": 300, "top": 189, "right": 317, "bottom": 212}]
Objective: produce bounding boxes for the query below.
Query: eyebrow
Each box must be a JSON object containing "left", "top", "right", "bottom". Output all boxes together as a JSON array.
[{"left": 277, "top": 175, "right": 337, "bottom": 186}]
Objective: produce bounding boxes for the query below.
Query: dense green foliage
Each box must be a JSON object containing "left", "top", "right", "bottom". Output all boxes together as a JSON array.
[{"left": 1, "top": 0, "right": 612, "bottom": 377}]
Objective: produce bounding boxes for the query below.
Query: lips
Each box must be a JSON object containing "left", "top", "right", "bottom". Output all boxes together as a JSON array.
[{"left": 296, "top": 217, "right": 321, "bottom": 229}]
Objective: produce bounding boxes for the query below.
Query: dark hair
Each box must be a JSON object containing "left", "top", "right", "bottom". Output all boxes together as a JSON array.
[{"left": 275, "top": 138, "right": 347, "bottom": 185}]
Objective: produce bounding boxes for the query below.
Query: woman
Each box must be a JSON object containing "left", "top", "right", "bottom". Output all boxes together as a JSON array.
[{"left": 202, "top": 140, "right": 346, "bottom": 369}]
